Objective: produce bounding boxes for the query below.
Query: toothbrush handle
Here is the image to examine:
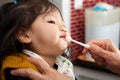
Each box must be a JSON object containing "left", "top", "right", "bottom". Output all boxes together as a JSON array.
[{"left": 71, "top": 39, "right": 90, "bottom": 48}]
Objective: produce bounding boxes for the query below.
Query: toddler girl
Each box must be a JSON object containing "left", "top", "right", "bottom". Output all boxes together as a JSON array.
[{"left": 0, "top": 0, "right": 75, "bottom": 80}]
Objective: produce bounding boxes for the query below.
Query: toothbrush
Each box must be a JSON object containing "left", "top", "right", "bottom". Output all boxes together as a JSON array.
[{"left": 66, "top": 35, "right": 90, "bottom": 49}]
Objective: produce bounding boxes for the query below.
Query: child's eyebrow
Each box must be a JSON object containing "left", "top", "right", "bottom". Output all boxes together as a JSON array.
[{"left": 45, "top": 15, "right": 57, "bottom": 20}]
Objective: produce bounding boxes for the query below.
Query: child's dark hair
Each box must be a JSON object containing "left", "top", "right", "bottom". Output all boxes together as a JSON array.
[{"left": 0, "top": 0, "right": 60, "bottom": 58}]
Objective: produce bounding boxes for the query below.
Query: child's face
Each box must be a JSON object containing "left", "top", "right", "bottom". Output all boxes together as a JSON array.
[{"left": 27, "top": 10, "right": 69, "bottom": 57}]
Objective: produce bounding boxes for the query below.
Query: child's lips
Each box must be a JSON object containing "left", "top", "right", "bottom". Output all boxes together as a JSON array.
[{"left": 60, "top": 35, "right": 66, "bottom": 38}]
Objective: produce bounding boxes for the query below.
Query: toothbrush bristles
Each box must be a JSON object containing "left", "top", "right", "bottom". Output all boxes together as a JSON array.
[{"left": 66, "top": 35, "right": 72, "bottom": 42}]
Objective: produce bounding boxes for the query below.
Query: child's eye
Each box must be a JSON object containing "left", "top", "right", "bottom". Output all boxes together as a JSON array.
[{"left": 47, "top": 20, "right": 55, "bottom": 24}]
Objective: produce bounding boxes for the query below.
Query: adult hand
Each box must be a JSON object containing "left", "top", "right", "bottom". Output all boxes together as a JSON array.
[
  {"left": 82, "top": 39, "right": 120, "bottom": 74},
  {"left": 11, "top": 57, "right": 73, "bottom": 80}
]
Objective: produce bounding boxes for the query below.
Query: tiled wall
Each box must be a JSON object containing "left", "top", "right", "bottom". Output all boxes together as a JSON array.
[{"left": 70, "top": 0, "right": 120, "bottom": 60}]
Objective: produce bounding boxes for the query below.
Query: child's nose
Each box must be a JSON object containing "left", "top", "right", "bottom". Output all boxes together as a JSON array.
[{"left": 60, "top": 25, "right": 67, "bottom": 32}]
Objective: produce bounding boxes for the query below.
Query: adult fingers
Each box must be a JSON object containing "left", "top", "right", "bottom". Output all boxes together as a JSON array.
[
  {"left": 88, "top": 40, "right": 103, "bottom": 46},
  {"left": 82, "top": 48, "right": 89, "bottom": 54},
  {"left": 91, "top": 54, "right": 105, "bottom": 66},
  {"left": 11, "top": 68, "right": 43, "bottom": 80},
  {"left": 89, "top": 44, "right": 113, "bottom": 59},
  {"left": 103, "top": 39, "right": 119, "bottom": 52},
  {"left": 82, "top": 40, "right": 102, "bottom": 54},
  {"left": 28, "top": 57, "right": 50, "bottom": 73}
]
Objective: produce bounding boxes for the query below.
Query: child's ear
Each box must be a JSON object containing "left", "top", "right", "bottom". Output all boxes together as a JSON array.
[{"left": 17, "top": 28, "right": 32, "bottom": 43}]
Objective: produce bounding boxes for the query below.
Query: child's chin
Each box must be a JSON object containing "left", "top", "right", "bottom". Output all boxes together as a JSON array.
[{"left": 61, "top": 46, "right": 68, "bottom": 52}]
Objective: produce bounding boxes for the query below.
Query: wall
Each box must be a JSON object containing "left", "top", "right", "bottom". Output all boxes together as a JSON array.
[{"left": 70, "top": 0, "right": 120, "bottom": 60}]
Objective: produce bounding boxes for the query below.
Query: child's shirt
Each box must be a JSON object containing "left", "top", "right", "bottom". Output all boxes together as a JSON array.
[{"left": 1, "top": 50, "right": 75, "bottom": 80}]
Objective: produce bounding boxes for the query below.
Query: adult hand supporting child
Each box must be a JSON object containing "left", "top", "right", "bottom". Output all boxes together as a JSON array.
[{"left": 11, "top": 57, "right": 73, "bottom": 80}]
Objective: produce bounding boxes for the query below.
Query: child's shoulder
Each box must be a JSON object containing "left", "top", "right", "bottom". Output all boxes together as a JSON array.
[
  {"left": 1, "top": 53, "right": 39, "bottom": 80},
  {"left": 1, "top": 53, "right": 38, "bottom": 80},
  {"left": 2, "top": 53, "right": 39, "bottom": 71},
  {"left": 4, "top": 53, "right": 28, "bottom": 62}
]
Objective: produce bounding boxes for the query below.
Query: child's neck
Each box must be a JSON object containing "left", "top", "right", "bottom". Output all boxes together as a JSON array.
[
  {"left": 41, "top": 56, "right": 56, "bottom": 68},
  {"left": 23, "top": 49, "right": 56, "bottom": 68}
]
